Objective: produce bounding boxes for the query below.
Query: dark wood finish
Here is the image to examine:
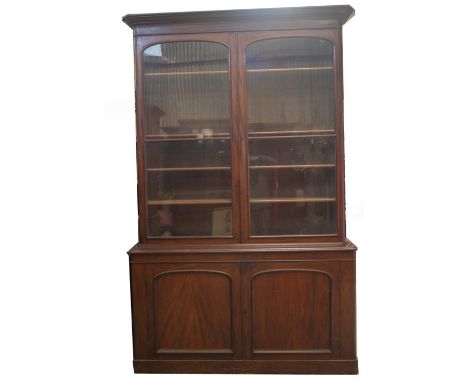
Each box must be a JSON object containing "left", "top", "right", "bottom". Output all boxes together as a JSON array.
[
  {"left": 134, "top": 32, "right": 240, "bottom": 244},
  {"left": 250, "top": 269, "right": 332, "bottom": 354},
  {"left": 129, "top": 252, "right": 357, "bottom": 372},
  {"left": 123, "top": 6, "right": 354, "bottom": 35},
  {"left": 242, "top": 261, "right": 356, "bottom": 360},
  {"left": 133, "top": 359, "right": 358, "bottom": 374},
  {"left": 132, "top": 263, "right": 242, "bottom": 359},
  {"left": 124, "top": 5, "right": 357, "bottom": 374},
  {"left": 238, "top": 28, "right": 344, "bottom": 243}
]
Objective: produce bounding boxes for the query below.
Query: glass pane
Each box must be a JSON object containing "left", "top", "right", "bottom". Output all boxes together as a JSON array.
[
  {"left": 246, "top": 37, "right": 335, "bottom": 134},
  {"left": 146, "top": 139, "right": 231, "bottom": 168},
  {"left": 143, "top": 41, "right": 232, "bottom": 237},
  {"left": 250, "top": 202, "right": 336, "bottom": 236},
  {"left": 246, "top": 37, "right": 337, "bottom": 236},
  {"left": 250, "top": 167, "right": 336, "bottom": 199},
  {"left": 147, "top": 170, "right": 231, "bottom": 201},
  {"left": 148, "top": 204, "right": 232, "bottom": 237},
  {"left": 249, "top": 136, "right": 336, "bottom": 165},
  {"left": 143, "top": 41, "right": 230, "bottom": 137}
]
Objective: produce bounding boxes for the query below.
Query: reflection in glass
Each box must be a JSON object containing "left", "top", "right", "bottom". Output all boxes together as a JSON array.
[
  {"left": 147, "top": 170, "right": 231, "bottom": 201},
  {"left": 143, "top": 41, "right": 230, "bottom": 137},
  {"left": 146, "top": 139, "right": 231, "bottom": 169},
  {"left": 246, "top": 37, "right": 335, "bottom": 133},
  {"left": 148, "top": 204, "right": 232, "bottom": 237},
  {"left": 143, "top": 41, "right": 232, "bottom": 237},
  {"left": 250, "top": 167, "right": 336, "bottom": 199},
  {"left": 246, "top": 37, "right": 337, "bottom": 236},
  {"left": 249, "top": 136, "right": 336, "bottom": 166},
  {"left": 250, "top": 202, "right": 336, "bottom": 236}
]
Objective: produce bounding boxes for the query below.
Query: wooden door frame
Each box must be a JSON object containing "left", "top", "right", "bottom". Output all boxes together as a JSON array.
[
  {"left": 236, "top": 28, "right": 346, "bottom": 244},
  {"left": 131, "top": 262, "right": 243, "bottom": 359},
  {"left": 241, "top": 260, "right": 356, "bottom": 360},
  {"left": 134, "top": 33, "right": 241, "bottom": 244}
]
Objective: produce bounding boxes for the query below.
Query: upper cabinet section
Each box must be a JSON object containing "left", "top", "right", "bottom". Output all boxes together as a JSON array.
[{"left": 125, "top": 6, "right": 354, "bottom": 243}]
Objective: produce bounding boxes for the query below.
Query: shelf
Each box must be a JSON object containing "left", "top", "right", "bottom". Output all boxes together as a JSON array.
[
  {"left": 250, "top": 164, "right": 335, "bottom": 170},
  {"left": 148, "top": 199, "right": 231, "bottom": 206},
  {"left": 247, "top": 66, "right": 334, "bottom": 73},
  {"left": 144, "top": 66, "right": 334, "bottom": 77},
  {"left": 145, "top": 130, "right": 335, "bottom": 141},
  {"left": 248, "top": 130, "right": 335, "bottom": 140},
  {"left": 249, "top": 129, "right": 334, "bottom": 136},
  {"left": 145, "top": 133, "right": 230, "bottom": 142},
  {"left": 147, "top": 166, "right": 230, "bottom": 172},
  {"left": 250, "top": 197, "right": 336, "bottom": 204},
  {"left": 145, "top": 69, "right": 227, "bottom": 77}
]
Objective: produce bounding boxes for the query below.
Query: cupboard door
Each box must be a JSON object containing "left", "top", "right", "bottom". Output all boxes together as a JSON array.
[
  {"left": 131, "top": 263, "right": 242, "bottom": 359},
  {"left": 237, "top": 30, "right": 344, "bottom": 241},
  {"left": 136, "top": 33, "right": 240, "bottom": 241},
  {"left": 242, "top": 261, "right": 356, "bottom": 360}
]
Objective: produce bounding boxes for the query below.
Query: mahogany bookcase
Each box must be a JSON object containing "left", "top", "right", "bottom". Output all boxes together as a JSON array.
[{"left": 123, "top": 5, "right": 357, "bottom": 374}]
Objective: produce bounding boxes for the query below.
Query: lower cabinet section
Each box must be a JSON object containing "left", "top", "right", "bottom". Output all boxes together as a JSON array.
[{"left": 130, "top": 256, "right": 357, "bottom": 374}]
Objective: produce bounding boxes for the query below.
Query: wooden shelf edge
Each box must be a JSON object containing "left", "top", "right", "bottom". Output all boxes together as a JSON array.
[
  {"left": 147, "top": 166, "right": 230, "bottom": 172},
  {"left": 250, "top": 197, "right": 336, "bottom": 204},
  {"left": 143, "top": 66, "right": 334, "bottom": 77},
  {"left": 247, "top": 66, "right": 334, "bottom": 73},
  {"left": 148, "top": 199, "right": 231, "bottom": 206},
  {"left": 248, "top": 134, "right": 336, "bottom": 140},
  {"left": 250, "top": 164, "right": 335, "bottom": 170},
  {"left": 145, "top": 136, "right": 230, "bottom": 142},
  {"left": 145, "top": 70, "right": 227, "bottom": 77},
  {"left": 248, "top": 129, "right": 335, "bottom": 136}
]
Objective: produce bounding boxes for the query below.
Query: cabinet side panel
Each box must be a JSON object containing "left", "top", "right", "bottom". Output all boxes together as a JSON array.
[
  {"left": 130, "top": 264, "right": 149, "bottom": 358},
  {"left": 337, "top": 257, "right": 357, "bottom": 357}
]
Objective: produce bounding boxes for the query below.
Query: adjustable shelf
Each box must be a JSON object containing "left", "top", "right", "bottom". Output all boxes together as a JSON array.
[
  {"left": 249, "top": 164, "right": 335, "bottom": 170},
  {"left": 247, "top": 66, "right": 334, "bottom": 73},
  {"left": 144, "top": 66, "right": 334, "bottom": 77},
  {"left": 145, "top": 133, "right": 230, "bottom": 141},
  {"left": 248, "top": 131, "right": 336, "bottom": 140},
  {"left": 147, "top": 166, "right": 230, "bottom": 172},
  {"left": 147, "top": 199, "right": 231, "bottom": 206},
  {"left": 250, "top": 197, "right": 336, "bottom": 204}
]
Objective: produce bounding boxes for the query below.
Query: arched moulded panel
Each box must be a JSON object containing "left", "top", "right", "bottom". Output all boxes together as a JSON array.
[
  {"left": 152, "top": 270, "right": 234, "bottom": 354},
  {"left": 250, "top": 269, "right": 333, "bottom": 353}
]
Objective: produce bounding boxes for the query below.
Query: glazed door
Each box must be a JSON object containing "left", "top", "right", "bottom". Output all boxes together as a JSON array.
[
  {"left": 135, "top": 33, "right": 240, "bottom": 242},
  {"left": 237, "top": 30, "right": 345, "bottom": 243},
  {"left": 241, "top": 261, "right": 356, "bottom": 360},
  {"left": 131, "top": 263, "right": 242, "bottom": 359}
]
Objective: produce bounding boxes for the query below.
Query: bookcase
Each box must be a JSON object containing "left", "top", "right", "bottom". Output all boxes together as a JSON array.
[{"left": 123, "top": 5, "right": 357, "bottom": 374}]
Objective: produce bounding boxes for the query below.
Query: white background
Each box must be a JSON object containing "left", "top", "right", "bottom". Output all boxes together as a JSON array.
[{"left": 1, "top": 0, "right": 468, "bottom": 381}]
